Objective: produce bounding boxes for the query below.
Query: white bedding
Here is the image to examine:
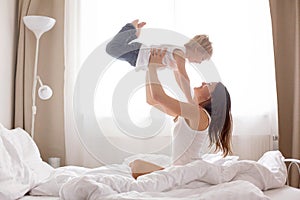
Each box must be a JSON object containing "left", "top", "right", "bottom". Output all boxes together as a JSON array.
[
  {"left": 0, "top": 124, "right": 292, "bottom": 200},
  {"left": 21, "top": 186, "right": 300, "bottom": 200},
  {"left": 0, "top": 124, "right": 53, "bottom": 200},
  {"left": 20, "top": 197, "right": 59, "bottom": 200},
  {"left": 28, "top": 151, "right": 287, "bottom": 200},
  {"left": 264, "top": 185, "right": 300, "bottom": 200}
]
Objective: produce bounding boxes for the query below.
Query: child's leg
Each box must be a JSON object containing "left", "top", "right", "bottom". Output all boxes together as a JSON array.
[
  {"left": 129, "top": 159, "right": 164, "bottom": 179},
  {"left": 106, "top": 23, "right": 142, "bottom": 66}
]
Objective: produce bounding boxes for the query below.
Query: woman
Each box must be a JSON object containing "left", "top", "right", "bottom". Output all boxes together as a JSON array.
[{"left": 130, "top": 48, "right": 232, "bottom": 179}]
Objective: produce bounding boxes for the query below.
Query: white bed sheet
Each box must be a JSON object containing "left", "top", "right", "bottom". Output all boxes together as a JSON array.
[
  {"left": 21, "top": 186, "right": 300, "bottom": 200},
  {"left": 19, "top": 196, "right": 59, "bottom": 200},
  {"left": 264, "top": 185, "right": 300, "bottom": 200}
]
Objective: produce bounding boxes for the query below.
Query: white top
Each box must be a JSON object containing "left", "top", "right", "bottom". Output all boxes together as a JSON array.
[
  {"left": 171, "top": 113, "right": 211, "bottom": 165},
  {"left": 135, "top": 44, "right": 186, "bottom": 71}
]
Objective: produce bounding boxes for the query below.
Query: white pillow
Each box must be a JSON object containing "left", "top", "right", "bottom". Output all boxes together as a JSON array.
[
  {"left": 1, "top": 127, "right": 41, "bottom": 163},
  {"left": 0, "top": 125, "right": 54, "bottom": 199},
  {"left": 0, "top": 128, "right": 35, "bottom": 199}
]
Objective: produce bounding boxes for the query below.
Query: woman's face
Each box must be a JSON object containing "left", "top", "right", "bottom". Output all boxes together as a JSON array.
[{"left": 193, "top": 82, "right": 217, "bottom": 104}]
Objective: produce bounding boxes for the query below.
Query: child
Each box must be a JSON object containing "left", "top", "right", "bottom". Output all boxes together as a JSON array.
[{"left": 106, "top": 19, "right": 213, "bottom": 103}]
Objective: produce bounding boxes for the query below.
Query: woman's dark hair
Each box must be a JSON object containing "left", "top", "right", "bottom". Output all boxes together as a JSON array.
[{"left": 199, "top": 82, "right": 232, "bottom": 156}]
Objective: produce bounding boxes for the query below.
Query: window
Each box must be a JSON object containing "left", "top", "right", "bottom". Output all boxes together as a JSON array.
[{"left": 69, "top": 0, "right": 278, "bottom": 164}]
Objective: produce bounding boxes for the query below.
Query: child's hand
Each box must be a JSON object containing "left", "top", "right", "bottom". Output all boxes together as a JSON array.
[
  {"left": 149, "top": 48, "right": 167, "bottom": 69},
  {"left": 131, "top": 19, "right": 146, "bottom": 37}
]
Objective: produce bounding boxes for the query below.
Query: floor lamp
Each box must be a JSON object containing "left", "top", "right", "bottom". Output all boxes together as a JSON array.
[{"left": 23, "top": 15, "right": 56, "bottom": 139}]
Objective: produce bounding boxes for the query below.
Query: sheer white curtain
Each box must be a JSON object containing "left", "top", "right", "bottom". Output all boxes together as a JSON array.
[
  {"left": 64, "top": 0, "right": 101, "bottom": 166},
  {"left": 64, "top": 0, "right": 278, "bottom": 166},
  {"left": 64, "top": 0, "right": 79, "bottom": 166}
]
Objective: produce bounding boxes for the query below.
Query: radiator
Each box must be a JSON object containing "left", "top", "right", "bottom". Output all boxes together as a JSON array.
[{"left": 231, "top": 134, "right": 274, "bottom": 160}]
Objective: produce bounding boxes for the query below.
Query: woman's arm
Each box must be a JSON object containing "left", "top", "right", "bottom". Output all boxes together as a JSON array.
[
  {"left": 173, "top": 50, "right": 194, "bottom": 103},
  {"left": 146, "top": 72, "right": 178, "bottom": 116},
  {"left": 145, "top": 72, "right": 156, "bottom": 105},
  {"left": 147, "top": 48, "right": 198, "bottom": 120}
]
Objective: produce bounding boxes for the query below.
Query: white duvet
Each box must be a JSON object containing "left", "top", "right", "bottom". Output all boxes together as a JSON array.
[
  {"left": 0, "top": 125, "right": 287, "bottom": 200},
  {"left": 30, "top": 151, "right": 287, "bottom": 200}
]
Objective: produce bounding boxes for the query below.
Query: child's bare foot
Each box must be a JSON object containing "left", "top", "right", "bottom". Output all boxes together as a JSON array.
[{"left": 131, "top": 19, "right": 146, "bottom": 37}]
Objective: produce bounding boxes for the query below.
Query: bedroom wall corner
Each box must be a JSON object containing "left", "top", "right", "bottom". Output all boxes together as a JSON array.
[{"left": 0, "top": 0, "right": 18, "bottom": 129}]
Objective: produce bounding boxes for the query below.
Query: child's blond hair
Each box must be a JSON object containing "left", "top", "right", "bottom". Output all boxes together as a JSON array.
[{"left": 184, "top": 35, "right": 213, "bottom": 59}]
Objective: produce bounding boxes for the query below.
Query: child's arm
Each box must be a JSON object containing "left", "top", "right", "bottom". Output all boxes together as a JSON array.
[{"left": 173, "top": 51, "right": 194, "bottom": 103}]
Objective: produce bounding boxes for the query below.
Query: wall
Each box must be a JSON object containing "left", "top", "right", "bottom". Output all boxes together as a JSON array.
[
  {"left": 0, "top": 0, "right": 18, "bottom": 129},
  {"left": 0, "top": 0, "right": 66, "bottom": 165}
]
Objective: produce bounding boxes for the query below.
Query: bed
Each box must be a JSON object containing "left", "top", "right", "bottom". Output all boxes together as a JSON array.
[
  {"left": 19, "top": 186, "right": 300, "bottom": 200},
  {"left": 0, "top": 124, "right": 299, "bottom": 200}
]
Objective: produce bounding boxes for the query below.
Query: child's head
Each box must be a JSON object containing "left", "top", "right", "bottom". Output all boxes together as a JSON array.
[{"left": 184, "top": 35, "right": 213, "bottom": 63}]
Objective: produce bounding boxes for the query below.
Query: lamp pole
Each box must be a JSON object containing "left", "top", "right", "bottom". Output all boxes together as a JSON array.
[
  {"left": 31, "top": 36, "right": 40, "bottom": 139},
  {"left": 23, "top": 15, "right": 56, "bottom": 139}
]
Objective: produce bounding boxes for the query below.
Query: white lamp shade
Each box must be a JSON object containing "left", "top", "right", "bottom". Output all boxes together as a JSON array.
[
  {"left": 23, "top": 15, "right": 56, "bottom": 39},
  {"left": 38, "top": 85, "right": 53, "bottom": 100}
]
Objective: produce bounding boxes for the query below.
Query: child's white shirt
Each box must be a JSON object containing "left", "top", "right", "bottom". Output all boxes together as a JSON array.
[{"left": 135, "top": 44, "right": 186, "bottom": 71}]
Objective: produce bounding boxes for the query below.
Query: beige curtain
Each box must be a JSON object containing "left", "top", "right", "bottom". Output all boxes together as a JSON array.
[
  {"left": 269, "top": 0, "right": 300, "bottom": 187},
  {"left": 14, "top": 0, "right": 65, "bottom": 165}
]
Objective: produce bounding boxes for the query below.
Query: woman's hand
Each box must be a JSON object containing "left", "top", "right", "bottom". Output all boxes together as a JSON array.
[{"left": 149, "top": 48, "right": 167, "bottom": 69}]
